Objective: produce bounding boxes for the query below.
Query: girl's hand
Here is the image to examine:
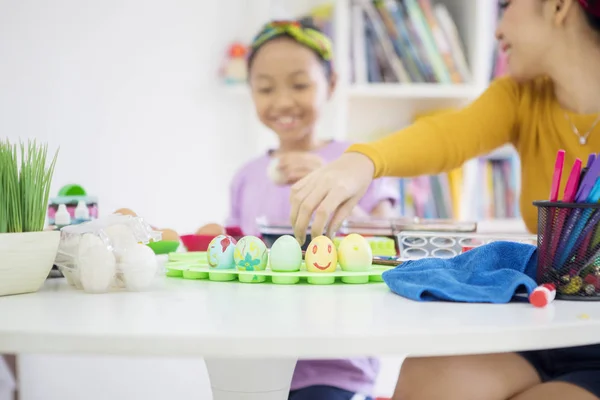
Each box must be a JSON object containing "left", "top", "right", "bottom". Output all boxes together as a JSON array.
[
  {"left": 289, "top": 152, "right": 375, "bottom": 245},
  {"left": 277, "top": 152, "right": 326, "bottom": 184}
]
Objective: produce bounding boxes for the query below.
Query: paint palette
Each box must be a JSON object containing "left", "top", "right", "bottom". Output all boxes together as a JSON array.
[
  {"left": 397, "top": 231, "right": 538, "bottom": 259},
  {"left": 165, "top": 252, "right": 393, "bottom": 285}
]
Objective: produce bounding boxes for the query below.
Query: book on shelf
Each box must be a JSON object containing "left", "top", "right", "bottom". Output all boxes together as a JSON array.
[
  {"left": 299, "top": 3, "right": 334, "bottom": 41},
  {"left": 351, "top": 0, "right": 471, "bottom": 84},
  {"left": 395, "top": 107, "right": 521, "bottom": 220},
  {"left": 399, "top": 157, "right": 520, "bottom": 220}
]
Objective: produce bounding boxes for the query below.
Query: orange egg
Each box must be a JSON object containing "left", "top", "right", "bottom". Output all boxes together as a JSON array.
[
  {"left": 114, "top": 208, "right": 137, "bottom": 217},
  {"left": 196, "top": 223, "right": 225, "bottom": 236},
  {"left": 159, "top": 228, "right": 179, "bottom": 242},
  {"left": 305, "top": 236, "right": 337, "bottom": 273}
]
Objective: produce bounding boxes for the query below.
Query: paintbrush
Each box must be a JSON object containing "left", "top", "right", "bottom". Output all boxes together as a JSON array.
[{"left": 301, "top": 251, "right": 402, "bottom": 266}]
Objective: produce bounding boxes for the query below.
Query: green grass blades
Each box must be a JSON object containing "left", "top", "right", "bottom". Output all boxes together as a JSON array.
[{"left": 0, "top": 139, "right": 58, "bottom": 233}]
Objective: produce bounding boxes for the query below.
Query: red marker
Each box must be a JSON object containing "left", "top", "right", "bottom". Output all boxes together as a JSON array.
[
  {"left": 529, "top": 283, "right": 556, "bottom": 308},
  {"left": 461, "top": 246, "right": 475, "bottom": 253}
]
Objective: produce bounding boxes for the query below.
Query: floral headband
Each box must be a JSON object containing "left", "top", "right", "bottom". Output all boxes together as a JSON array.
[
  {"left": 579, "top": 0, "right": 600, "bottom": 17},
  {"left": 249, "top": 20, "right": 333, "bottom": 62}
]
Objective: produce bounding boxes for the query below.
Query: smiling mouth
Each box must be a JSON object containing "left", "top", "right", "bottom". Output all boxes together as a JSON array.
[
  {"left": 313, "top": 262, "right": 331, "bottom": 270},
  {"left": 272, "top": 116, "right": 300, "bottom": 130}
]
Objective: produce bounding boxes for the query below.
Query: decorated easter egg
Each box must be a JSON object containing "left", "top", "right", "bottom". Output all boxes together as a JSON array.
[
  {"left": 338, "top": 234, "right": 372, "bottom": 272},
  {"left": 305, "top": 235, "right": 337, "bottom": 273},
  {"left": 269, "top": 235, "right": 302, "bottom": 272},
  {"left": 234, "top": 236, "right": 268, "bottom": 271},
  {"left": 207, "top": 235, "right": 237, "bottom": 269}
]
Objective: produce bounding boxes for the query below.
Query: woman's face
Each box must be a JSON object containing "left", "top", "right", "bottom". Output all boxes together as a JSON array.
[
  {"left": 248, "top": 37, "right": 334, "bottom": 143},
  {"left": 496, "top": 0, "right": 557, "bottom": 80}
]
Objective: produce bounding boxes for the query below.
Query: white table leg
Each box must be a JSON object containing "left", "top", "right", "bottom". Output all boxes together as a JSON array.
[{"left": 205, "top": 358, "right": 297, "bottom": 400}]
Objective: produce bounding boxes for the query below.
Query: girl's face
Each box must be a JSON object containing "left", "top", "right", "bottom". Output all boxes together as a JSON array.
[
  {"left": 249, "top": 37, "right": 335, "bottom": 144},
  {"left": 495, "top": 0, "right": 558, "bottom": 80}
]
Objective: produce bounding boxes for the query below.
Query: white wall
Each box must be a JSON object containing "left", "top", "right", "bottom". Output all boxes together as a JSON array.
[{"left": 0, "top": 0, "right": 268, "bottom": 234}]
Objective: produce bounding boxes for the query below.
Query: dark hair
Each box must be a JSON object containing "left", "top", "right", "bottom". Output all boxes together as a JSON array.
[
  {"left": 582, "top": 0, "right": 600, "bottom": 32},
  {"left": 246, "top": 19, "right": 333, "bottom": 80}
]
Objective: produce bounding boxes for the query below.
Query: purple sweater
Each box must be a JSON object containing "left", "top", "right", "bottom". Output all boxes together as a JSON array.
[{"left": 226, "top": 141, "right": 399, "bottom": 395}]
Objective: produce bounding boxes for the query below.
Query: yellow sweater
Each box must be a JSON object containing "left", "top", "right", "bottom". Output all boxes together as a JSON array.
[{"left": 348, "top": 77, "right": 600, "bottom": 234}]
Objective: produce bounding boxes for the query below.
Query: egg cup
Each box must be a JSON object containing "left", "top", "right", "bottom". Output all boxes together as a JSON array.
[
  {"left": 238, "top": 273, "right": 266, "bottom": 283},
  {"left": 165, "top": 261, "right": 186, "bottom": 277},
  {"left": 307, "top": 275, "right": 336, "bottom": 285},
  {"left": 183, "top": 270, "right": 209, "bottom": 280},
  {"left": 341, "top": 275, "right": 370, "bottom": 284},
  {"left": 271, "top": 275, "right": 300, "bottom": 285},
  {"left": 209, "top": 270, "right": 237, "bottom": 281}
]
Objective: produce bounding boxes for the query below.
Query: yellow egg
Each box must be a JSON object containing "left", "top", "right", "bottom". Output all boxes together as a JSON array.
[
  {"left": 305, "top": 236, "right": 337, "bottom": 273},
  {"left": 338, "top": 234, "right": 372, "bottom": 272}
]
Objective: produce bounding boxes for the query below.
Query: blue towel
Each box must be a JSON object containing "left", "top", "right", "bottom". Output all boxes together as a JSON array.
[{"left": 382, "top": 241, "right": 538, "bottom": 303}]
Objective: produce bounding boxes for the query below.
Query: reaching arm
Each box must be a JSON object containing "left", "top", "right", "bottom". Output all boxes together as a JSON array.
[{"left": 347, "top": 77, "right": 522, "bottom": 178}]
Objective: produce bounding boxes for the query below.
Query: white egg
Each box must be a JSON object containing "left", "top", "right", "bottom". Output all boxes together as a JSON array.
[
  {"left": 267, "top": 157, "right": 286, "bottom": 185},
  {"left": 119, "top": 243, "right": 158, "bottom": 291},
  {"left": 77, "top": 233, "right": 116, "bottom": 293},
  {"left": 104, "top": 224, "right": 138, "bottom": 253}
]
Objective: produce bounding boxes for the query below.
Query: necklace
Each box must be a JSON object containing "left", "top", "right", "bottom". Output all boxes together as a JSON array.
[{"left": 564, "top": 112, "right": 600, "bottom": 145}]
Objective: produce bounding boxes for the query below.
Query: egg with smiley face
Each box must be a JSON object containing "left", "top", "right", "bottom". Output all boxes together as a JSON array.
[{"left": 305, "top": 235, "right": 338, "bottom": 273}]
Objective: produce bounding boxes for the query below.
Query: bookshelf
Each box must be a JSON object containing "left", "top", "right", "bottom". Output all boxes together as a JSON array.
[{"left": 226, "top": 0, "right": 520, "bottom": 223}]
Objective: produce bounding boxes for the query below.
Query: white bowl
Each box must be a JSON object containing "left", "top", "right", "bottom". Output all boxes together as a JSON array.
[{"left": 0, "top": 231, "right": 60, "bottom": 296}]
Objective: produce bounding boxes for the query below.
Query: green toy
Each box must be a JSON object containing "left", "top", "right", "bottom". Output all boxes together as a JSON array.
[{"left": 147, "top": 240, "right": 180, "bottom": 255}]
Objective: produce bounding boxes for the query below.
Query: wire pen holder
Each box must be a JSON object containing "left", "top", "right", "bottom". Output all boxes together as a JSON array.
[{"left": 534, "top": 201, "right": 600, "bottom": 301}]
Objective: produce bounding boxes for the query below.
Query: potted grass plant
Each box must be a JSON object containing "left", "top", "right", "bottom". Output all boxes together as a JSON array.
[{"left": 0, "top": 139, "right": 60, "bottom": 296}]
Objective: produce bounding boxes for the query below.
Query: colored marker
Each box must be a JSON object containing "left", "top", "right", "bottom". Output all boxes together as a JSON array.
[
  {"left": 529, "top": 283, "right": 556, "bottom": 308},
  {"left": 549, "top": 158, "right": 582, "bottom": 264},
  {"left": 542, "top": 151, "right": 565, "bottom": 262},
  {"left": 558, "top": 178, "right": 600, "bottom": 267}
]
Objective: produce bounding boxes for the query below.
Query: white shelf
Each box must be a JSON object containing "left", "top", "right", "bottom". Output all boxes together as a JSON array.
[{"left": 348, "top": 83, "right": 480, "bottom": 100}]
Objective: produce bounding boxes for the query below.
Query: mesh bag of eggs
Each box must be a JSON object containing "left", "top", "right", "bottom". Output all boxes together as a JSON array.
[{"left": 54, "top": 214, "right": 162, "bottom": 293}]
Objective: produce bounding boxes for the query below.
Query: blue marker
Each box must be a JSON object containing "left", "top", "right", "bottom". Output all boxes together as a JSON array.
[{"left": 558, "top": 177, "right": 600, "bottom": 267}]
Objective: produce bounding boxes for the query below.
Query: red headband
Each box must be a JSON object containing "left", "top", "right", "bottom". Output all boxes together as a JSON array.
[{"left": 579, "top": 0, "right": 600, "bottom": 17}]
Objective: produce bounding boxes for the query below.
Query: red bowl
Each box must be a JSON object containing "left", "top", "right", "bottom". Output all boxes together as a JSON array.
[{"left": 180, "top": 234, "right": 216, "bottom": 252}]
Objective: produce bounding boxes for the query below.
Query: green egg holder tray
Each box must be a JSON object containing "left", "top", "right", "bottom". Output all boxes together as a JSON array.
[{"left": 166, "top": 252, "right": 393, "bottom": 285}]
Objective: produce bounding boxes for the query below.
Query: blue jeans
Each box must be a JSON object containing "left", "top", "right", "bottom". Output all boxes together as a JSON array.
[{"left": 289, "top": 385, "right": 372, "bottom": 400}]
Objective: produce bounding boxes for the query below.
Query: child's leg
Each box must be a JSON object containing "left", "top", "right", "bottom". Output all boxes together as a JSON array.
[
  {"left": 510, "top": 380, "right": 599, "bottom": 400},
  {"left": 289, "top": 385, "right": 371, "bottom": 400},
  {"left": 393, "top": 353, "right": 540, "bottom": 400}
]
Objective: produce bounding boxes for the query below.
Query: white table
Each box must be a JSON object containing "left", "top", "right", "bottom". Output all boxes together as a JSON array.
[{"left": 1, "top": 278, "right": 599, "bottom": 400}]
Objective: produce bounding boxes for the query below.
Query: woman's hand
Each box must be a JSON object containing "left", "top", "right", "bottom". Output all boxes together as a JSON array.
[
  {"left": 277, "top": 152, "right": 326, "bottom": 184},
  {"left": 289, "top": 152, "right": 376, "bottom": 245}
]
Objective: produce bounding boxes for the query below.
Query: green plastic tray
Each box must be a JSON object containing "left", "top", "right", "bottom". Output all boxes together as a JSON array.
[
  {"left": 169, "top": 252, "right": 207, "bottom": 262},
  {"left": 164, "top": 259, "right": 392, "bottom": 285}
]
